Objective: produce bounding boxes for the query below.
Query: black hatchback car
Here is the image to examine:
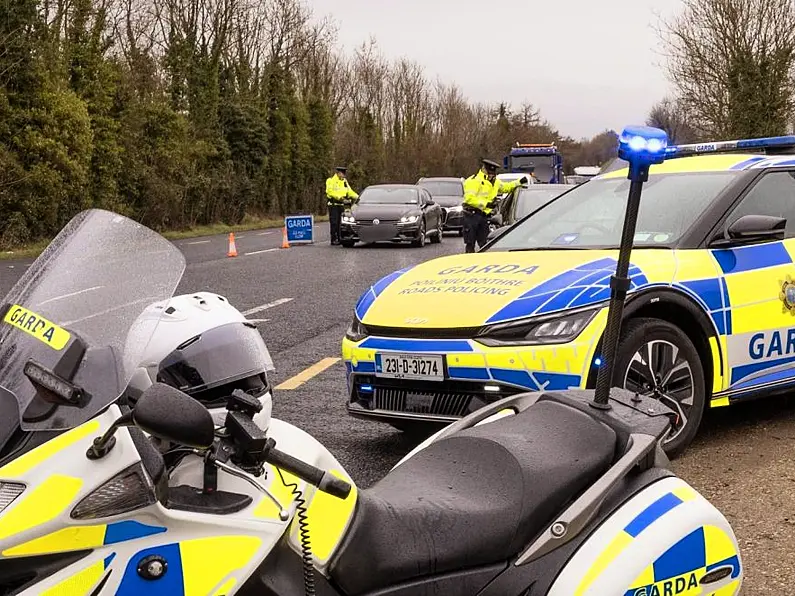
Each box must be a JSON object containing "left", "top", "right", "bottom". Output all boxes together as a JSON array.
[
  {"left": 340, "top": 184, "right": 444, "bottom": 247},
  {"left": 417, "top": 177, "right": 465, "bottom": 234}
]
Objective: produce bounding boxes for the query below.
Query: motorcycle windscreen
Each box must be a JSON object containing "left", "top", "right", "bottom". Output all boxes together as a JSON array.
[
  {"left": 0, "top": 209, "right": 185, "bottom": 431},
  {"left": 156, "top": 322, "right": 276, "bottom": 397}
]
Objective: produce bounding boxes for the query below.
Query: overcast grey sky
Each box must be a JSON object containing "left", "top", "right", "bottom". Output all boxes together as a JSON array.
[{"left": 309, "top": 0, "right": 683, "bottom": 139}]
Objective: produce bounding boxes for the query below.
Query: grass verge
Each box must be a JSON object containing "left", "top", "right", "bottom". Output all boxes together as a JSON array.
[{"left": 0, "top": 214, "right": 329, "bottom": 261}]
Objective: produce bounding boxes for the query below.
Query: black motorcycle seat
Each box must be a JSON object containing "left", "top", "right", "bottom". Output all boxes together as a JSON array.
[{"left": 329, "top": 400, "right": 617, "bottom": 595}]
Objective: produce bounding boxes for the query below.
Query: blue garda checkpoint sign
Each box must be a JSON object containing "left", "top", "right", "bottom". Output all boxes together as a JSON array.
[{"left": 285, "top": 214, "right": 314, "bottom": 244}]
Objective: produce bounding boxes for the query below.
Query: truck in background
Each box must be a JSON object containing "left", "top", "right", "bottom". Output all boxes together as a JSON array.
[{"left": 502, "top": 142, "right": 564, "bottom": 183}]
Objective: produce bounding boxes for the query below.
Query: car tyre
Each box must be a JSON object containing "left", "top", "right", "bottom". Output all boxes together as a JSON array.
[
  {"left": 430, "top": 219, "right": 443, "bottom": 244},
  {"left": 341, "top": 240, "right": 355, "bottom": 248},
  {"left": 612, "top": 317, "right": 706, "bottom": 459},
  {"left": 411, "top": 220, "right": 426, "bottom": 247}
]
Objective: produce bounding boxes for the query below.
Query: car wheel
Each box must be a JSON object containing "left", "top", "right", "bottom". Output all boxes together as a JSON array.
[
  {"left": 612, "top": 318, "right": 706, "bottom": 458},
  {"left": 341, "top": 240, "right": 355, "bottom": 248},
  {"left": 412, "top": 220, "right": 426, "bottom": 247},
  {"left": 430, "top": 218, "right": 443, "bottom": 244}
]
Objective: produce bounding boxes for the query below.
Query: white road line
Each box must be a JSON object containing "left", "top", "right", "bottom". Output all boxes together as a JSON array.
[
  {"left": 245, "top": 318, "right": 270, "bottom": 324},
  {"left": 39, "top": 286, "right": 103, "bottom": 306},
  {"left": 245, "top": 248, "right": 280, "bottom": 256},
  {"left": 258, "top": 231, "right": 274, "bottom": 236},
  {"left": 242, "top": 298, "right": 293, "bottom": 316},
  {"left": 187, "top": 240, "right": 211, "bottom": 245}
]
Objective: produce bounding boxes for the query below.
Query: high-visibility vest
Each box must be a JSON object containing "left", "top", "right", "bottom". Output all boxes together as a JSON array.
[
  {"left": 326, "top": 175, "right": 359, "bottom": 204},
  {"left": 462, "top": 170, "right": 521, "bottom": 214}
]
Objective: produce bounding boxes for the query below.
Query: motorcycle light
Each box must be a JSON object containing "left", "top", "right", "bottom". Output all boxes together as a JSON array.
[
  {"left": 400, "top": 215, "right": 419, "bottom": 223},
  {"left": 345, "top": 317, "right": 369, "bottom": 342},
  {"left": 0, "top": 482, "right": 25, "bottom": 514},
  {"left": 477, "top": 308, "right": 599, "bottom": 347},
  {"left": 71, "top": 463, "right": 156, "bottom": 520}
]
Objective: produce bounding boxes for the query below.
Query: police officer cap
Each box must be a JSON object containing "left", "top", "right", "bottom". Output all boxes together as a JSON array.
[
  {"left": 335, "top": 166, "right": 348, "bottom": 173},
  {"left": 481, "top": 159, "right": 501, "bottom": 171}
]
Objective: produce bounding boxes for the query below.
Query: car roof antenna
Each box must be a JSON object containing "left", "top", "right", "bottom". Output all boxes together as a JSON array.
[{"left": 589, "top": 126, "right": 668, "bottom": 411}]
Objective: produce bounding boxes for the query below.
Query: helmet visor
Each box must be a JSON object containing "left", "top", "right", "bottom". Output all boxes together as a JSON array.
[{"left": 156, "top": 322, "right": 275, "bottom": 396}]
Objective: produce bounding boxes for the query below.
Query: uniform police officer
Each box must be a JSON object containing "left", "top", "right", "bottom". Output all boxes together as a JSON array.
[
  {"left": 462, "top": 159, "right": 527, "bottom": 253},
  {"left": 325, "top": 166, "right": 359, "bottom": 245}
]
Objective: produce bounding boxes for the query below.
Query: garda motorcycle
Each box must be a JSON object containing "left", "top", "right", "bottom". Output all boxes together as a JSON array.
[{"left": 0, "top": 208, "right": 742, "bottom": 596}]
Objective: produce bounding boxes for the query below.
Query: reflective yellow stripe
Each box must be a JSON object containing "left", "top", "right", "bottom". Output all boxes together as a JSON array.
[
  {"left": 180, "top": 536, "right": 262, "bottom": 596},
  {"left": 40, "top": 560, "right": 105, "bottom": 596},
  {"left": 3, "top": 524, "right": 106, "bottom": 557},
  {"left": 212, "top": 577, "right": 237, "bottom": 596},
  {"left": 711, "top": 395, "right": 730, "bottom": 408},
  {"left": 0, "top": 419, "right": 100, "bottom": 479},
  {"left": 708, "top": 336, "right": 724, "bottom": 395},
  {"left": 575, "top": 530, "right": 633, "bottom": 595},
  {"left": 0, "top": 475, "right": 83, "bottom": 541}
]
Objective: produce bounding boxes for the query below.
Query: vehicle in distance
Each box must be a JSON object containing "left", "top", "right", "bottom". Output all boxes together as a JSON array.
[
  {"left": 342, "top": 135, "right": 795, "bottom": 456},
  {"left": 493, "top": 183, "right": 578, "bottom": 228},
  {"left": 340, "top": 184, "right": 444, "bottom": 248},
  {"left": 417, "top": 177, "right": 465, "bottom": 234}
]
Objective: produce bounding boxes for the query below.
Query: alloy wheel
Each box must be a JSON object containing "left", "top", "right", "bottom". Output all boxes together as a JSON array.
[{"left": 622, "top": 339, "right": 695, "bottom": 444}]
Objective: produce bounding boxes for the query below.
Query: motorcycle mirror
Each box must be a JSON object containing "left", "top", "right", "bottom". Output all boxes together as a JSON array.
[{"left": 132, "top": 383, "right": 215, "bottom": 449}]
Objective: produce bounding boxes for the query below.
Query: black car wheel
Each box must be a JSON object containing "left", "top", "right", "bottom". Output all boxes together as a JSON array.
[
  {"left": 411, "top": 220, "right": 426, "bottom": 247},
  {"left": 430, "top": 218, "right": 442, "bottom": 244},
  {"left": 613, "top": 318, "right": 706, "bottom": 458}
]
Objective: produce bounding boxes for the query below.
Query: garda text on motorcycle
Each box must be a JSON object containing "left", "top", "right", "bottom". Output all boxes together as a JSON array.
[{"left": 0, "top": 131, "right": 741, "bottom": 596}]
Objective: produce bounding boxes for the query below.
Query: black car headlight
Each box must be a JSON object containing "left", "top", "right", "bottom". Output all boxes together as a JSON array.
[
  {"left": 345, "top": 316, "right": 369, "bottom": 342},
  {"left": 477, "top": 307, "right": 600, "bottom": 347}
]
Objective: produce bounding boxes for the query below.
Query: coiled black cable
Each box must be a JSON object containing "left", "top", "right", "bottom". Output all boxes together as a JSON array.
[{"left": 276, "top": 467, "right": 315, "bottom": 596}]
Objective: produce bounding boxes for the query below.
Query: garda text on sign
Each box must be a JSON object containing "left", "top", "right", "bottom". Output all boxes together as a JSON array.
[{"left": 285, "top": 214, "right": 314, "bottom": 244}]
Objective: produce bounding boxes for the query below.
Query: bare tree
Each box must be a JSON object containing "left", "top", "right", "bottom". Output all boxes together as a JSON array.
[
  {"left": 647, "top": 97, "right": 698, "bottom": 143},
  {"left": 658, "top": 0, "right": 795, "bottom": 138}
]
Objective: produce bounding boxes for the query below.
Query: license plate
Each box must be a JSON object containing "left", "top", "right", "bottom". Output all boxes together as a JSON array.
[{"left": 375, "top": 353, "right": 444, "bottom": 381}]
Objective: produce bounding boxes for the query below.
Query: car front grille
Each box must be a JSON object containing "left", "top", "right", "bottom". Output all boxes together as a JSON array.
[
  {"left": 356, "top": 219, "right": 399, "bottom": 227},
  {"left": 363, "top": 325, "right": 483, "bottom": 339},
  {"left": 374, "top": 387, "right": 472, "bottom": 417}
]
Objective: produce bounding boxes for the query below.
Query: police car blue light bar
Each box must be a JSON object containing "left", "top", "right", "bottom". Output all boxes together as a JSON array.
[
  {"left": 665, "top": 135, "right": 795, "bottom": 159},
  {"left": 618, "top": 126, "right": 668, "bottom": 163}
]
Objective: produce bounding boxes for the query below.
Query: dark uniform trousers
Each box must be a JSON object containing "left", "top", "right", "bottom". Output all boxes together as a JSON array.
[
  {"left": 463, "top": 208, "right": 490, "bottom": 253},
  {"left": 328, "top": 201, "right": 344, "bottom": 244}
]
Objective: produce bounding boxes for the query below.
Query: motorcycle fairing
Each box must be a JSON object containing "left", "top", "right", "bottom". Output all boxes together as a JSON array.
[{"left": 547, "top": 476, "right": 742, "bottom": 595}]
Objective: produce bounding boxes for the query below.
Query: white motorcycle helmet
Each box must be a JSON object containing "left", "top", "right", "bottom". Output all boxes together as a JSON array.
[{"left": 125, "top": 292, "right": 274, "bottom": 430}]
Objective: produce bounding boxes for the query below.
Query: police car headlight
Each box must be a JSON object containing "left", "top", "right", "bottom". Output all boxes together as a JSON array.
[
  {"left": 477, "top": 308, "right": 599, "bottom": 346},
  {"left": 342, "top": 214, "right": 355, "bottom": 224},
  {"left": 400, "top": 215, "right": 419, "bottom": 223},
  {"left": 345, "top": 316, "right": 369, "bottom": 342}
]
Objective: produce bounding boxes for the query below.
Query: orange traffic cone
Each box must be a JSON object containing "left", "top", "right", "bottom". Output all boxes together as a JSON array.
[
  {"left": 280, "top": 226, "right": 290, "bottom": 249},
  {"left": 227, "top": 232, "right": 238, "bottom": 257}
]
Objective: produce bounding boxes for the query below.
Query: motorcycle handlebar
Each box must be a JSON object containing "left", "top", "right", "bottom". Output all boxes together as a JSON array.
[{"left": 265, "top": 447, "right": 352, "bottom": 500}]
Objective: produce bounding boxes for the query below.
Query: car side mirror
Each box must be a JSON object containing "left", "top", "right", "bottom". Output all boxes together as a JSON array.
[
  {"left": 133, "top": 383, "right": 215, "bottom": 448},
  {"left": 487, "top": 226, "right": 509, "bottom": 242},
  {"left": 426, "top": 198, "right": 435, "bottom": 206},
  {"left": 710, "top": 214, "right": 786, "bottom": 247}
]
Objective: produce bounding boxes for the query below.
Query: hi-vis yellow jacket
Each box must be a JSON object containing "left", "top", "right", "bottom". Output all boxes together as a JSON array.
[
  {"left": 326, "top": 175, "right": 359, "bottom": 205},
  {"left": 463, "top": 171, "right": 522, "bottom": 214}
]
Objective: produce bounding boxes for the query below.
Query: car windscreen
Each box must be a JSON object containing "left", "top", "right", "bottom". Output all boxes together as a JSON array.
[
  {"left": 0, "top": 209, "right": 185, "bottom": 431},
  {"left": 418, "top": 181, "right": 463, "bottom": 197},
  {"left": 359, "top": 187, "right": 419, "bottom": 204},
  {"left": 514, "top": 187, "right": 573, "bottom": 219},
  {"left": 488, "top": 171, "right": 739, "bottom": 250}
]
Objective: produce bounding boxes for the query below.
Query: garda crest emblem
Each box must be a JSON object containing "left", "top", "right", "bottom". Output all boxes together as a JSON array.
[{"left": 780, "top": 275, "right": 795, "bottom": 314}]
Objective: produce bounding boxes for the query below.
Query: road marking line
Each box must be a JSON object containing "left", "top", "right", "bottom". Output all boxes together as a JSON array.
[
  {"left": 258, "top": 232, "right": 274, "bottom": 236},
  {"left": 187, "top": 240, "right": 211, "bottom": 245},
  {"left": 39, "top": 286, "right": 103, "bottom": 306},
  {"left": 276, "top": 358, "right": 341, "bottom": 390},
  {"left": 245, "top": 318, "right": 270, "bottom": 324},
  {"left": 245, "top": 248, "right": 280, "bottom": 256},
  {"left": 241, "top": 297, "right": 293, "bottom": 316}
]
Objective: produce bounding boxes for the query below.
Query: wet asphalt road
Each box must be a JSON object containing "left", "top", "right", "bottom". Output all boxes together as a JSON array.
[{"left": 1, "top": 225, "right": 793, "bottom": 593}]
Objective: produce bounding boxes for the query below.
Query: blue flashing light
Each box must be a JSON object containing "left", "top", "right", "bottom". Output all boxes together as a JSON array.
[
  {"left": 359, "top": 384, "right": 374, "bottom": 393},
  {"left": 618, "top": 125, "right": 668, "bottom": 182},
  {"left": 665, "top": 135, "right": 795, "bottom": 159},
  {"left": 594, "top": 357, "right": 602, "bottom": 367}
]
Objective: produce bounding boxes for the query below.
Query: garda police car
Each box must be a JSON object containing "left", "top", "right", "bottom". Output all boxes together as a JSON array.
[{"left": 342, "top": 134, "right": 795, "bottom": 456}]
